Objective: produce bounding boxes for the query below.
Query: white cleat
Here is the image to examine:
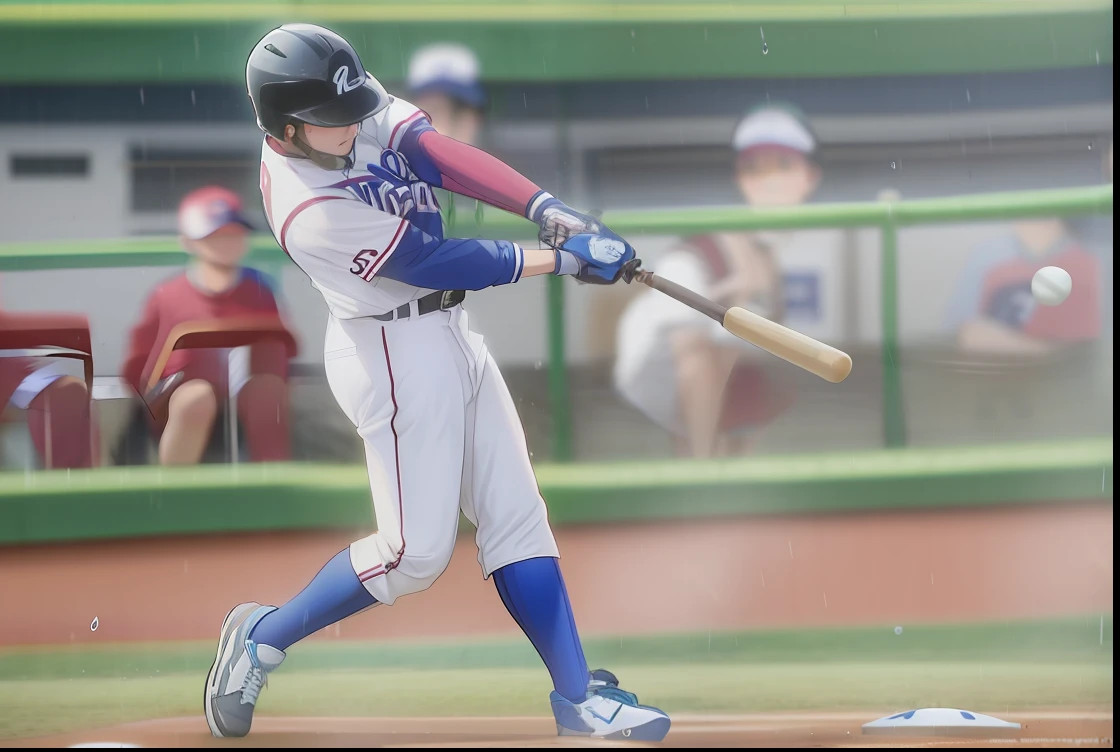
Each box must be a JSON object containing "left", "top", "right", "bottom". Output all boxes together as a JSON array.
[{"left": 550, "top": 669, "right": 671, "bottom": 742}]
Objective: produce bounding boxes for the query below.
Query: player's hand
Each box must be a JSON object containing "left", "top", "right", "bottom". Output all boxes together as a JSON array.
[{"left": 554, "top": 232, "right": 636, "bottom": 285}]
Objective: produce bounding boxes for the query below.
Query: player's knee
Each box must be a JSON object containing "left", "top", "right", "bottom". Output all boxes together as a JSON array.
[
  {"left": 167, "top": 379, "right": 219, "bottom": 426},
  {"left": 399, "top": 547, "right": 456, "bottom": 594}
]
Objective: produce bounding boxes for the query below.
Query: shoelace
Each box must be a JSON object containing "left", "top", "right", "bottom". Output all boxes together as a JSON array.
[
  {"left": 240, "top": 666, "right": 266, "bottom": 706},
  {"left": 590, "top": 686, "right": 640, "bottom": 707}
]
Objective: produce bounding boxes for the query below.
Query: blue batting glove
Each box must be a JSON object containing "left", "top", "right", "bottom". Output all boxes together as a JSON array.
[{"left": 552, "top": 232, "right": 636, "bottom": 285}]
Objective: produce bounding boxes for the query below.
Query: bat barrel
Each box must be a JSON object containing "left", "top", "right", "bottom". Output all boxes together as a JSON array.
[{"left": 723, "top": 306, "right": 853, "bottom": 383}]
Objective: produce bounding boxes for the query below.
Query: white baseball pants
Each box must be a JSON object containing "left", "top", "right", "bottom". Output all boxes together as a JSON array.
[{"left": 323, "top": 305, "right": 559, "bottom": 605}]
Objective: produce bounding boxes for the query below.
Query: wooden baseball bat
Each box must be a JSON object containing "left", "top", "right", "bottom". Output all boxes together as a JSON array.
[{"left": 622, "top": 261, "right": 852, "bottom": 384}]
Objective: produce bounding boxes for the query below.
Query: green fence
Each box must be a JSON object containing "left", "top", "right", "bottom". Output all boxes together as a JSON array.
[
  {"left": 0, "top": 184, "right": 1113, "bottom": 458},
  {"left": 0, "top": 1, "right": 1112, "bottom": 83},
  {"left": 0, "top": 438, "right": 1111, "bottom": 544}
]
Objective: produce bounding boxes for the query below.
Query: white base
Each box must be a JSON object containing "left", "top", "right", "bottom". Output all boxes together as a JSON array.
[{"left": 863, "top": 708, "right": 1022, "bottom": 738}]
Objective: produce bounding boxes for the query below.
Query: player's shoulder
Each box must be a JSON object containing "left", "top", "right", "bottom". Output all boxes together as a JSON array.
[{"left": 361, "top": 95, "right": 429, "bottom": 150}]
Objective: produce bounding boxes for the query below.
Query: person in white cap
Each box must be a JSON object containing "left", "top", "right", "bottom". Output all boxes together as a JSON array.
[
  {"left": 407, "top": 43, "right": 490, "bottom": 232},
  {"left": 407, "top": 43, "right": 486, "bottom": 147},
  {"left": 614, "top": 104, "right": 822, "bottom": 457}
]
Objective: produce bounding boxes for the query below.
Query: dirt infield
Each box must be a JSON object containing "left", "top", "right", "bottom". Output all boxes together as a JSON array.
[
  {"left": 0, "top": 502, "right": 1113, "bottom": 645},
  {"left": 9, "top": 711, "right": 1112, "bottom": 748}
]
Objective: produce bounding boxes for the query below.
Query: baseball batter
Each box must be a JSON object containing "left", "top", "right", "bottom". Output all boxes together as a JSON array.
[{"left": 204, "top": 24, "right": 670, "bottom": 742}]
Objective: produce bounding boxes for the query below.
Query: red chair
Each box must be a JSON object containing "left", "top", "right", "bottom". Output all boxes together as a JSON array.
[
  {"left": 0, "top": 312, "right": 95, "bottom": 469},
  {"left": 139, "top": 315, "right": 297, "bottom": 463}
]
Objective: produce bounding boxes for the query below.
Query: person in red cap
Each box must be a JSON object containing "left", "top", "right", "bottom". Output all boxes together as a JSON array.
[{"left": 119, "top": 186, "right": 296, "bottom": 465}]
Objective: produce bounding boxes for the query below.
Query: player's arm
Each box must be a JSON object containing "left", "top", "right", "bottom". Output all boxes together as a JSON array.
[
  {"left": 286, "top": 201, "right": 632, "bottom": 291},
  {"left": 394, "top": 116, "right": 609, "bottom": 247}
]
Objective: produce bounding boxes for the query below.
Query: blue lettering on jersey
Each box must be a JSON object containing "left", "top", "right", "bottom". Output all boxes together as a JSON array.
[{"left": 332, "top": 150, "right": 442, "bottom": 236}]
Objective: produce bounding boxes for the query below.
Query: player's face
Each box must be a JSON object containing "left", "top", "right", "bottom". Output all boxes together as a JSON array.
[
  {"left": 299, "top": 122, "right": 360, "bottom": 156},
  {"left": 190, "top": 224, "right": 249, "bottom": 269},
  {"left": 735, "top": 150, "right": 820, "bottom": 208}
]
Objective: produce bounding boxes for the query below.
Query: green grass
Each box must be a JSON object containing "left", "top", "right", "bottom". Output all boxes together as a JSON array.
[
  {"left": 0, "top": 618, "right": 1112, "bottom": 740},
  {"left": 1, "top": 617, "right": 1111, "bottom": 680}
]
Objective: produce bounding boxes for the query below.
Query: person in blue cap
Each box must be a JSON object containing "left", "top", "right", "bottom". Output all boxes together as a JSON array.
[
  {"left": 408, "top": 43, "right": 487, "bottom": 148},
  {"left": 408, "top": 44, "right": 490, "bottom": 232}
]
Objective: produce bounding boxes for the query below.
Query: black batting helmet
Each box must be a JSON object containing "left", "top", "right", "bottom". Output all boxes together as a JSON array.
[{"left": 246, "top": 24, "right": 389, "bottom": 140}]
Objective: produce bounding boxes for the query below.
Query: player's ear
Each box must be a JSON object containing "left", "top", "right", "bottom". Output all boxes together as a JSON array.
[{"left": 284, "top": 123, "right": 297, "bottom": 142}]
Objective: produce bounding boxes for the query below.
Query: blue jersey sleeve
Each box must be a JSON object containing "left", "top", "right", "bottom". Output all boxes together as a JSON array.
[{"left": 377, "top": 225, "right": 526, "bottom": 291}]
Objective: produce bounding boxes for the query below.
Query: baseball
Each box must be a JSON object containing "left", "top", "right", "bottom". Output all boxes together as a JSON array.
[{"left": 1031, "top": 266, "right": 1072, "bottom": 307}]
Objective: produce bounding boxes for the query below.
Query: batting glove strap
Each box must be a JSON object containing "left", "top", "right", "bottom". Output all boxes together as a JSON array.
[{"left": 553, "top": 250, "right": 581, "bottom": 276}]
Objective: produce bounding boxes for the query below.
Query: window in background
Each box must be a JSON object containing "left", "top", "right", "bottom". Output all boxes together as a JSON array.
[
  {"left": 9, "top": 154, "right": 90, "bottom": 178},
  {"left": 129, "top": 148, "right": 258, "bottom": 214}
]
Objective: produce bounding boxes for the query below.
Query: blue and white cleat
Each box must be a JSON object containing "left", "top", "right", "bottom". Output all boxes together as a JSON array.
[
  {"left": 551, "top": 668, "right": 671, "bottom": 742},
  {"left": 204, "top": 602, "right": 285, "bottom": 738}
]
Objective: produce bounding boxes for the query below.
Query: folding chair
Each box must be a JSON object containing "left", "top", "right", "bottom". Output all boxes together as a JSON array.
[
  {"left": 140, "top": 315, "right": 297, "bottom": 464},
  {"left": 0, "top": 312, "right": 94, "bottom": 469}
]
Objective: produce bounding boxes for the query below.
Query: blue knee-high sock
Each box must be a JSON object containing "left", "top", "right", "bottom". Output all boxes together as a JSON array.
[
  {"left": 249, "top": 549, "right": 377, "bottom": 651},
  {"left": 493, "top": 557, "right": 590, "bottom": 703}
]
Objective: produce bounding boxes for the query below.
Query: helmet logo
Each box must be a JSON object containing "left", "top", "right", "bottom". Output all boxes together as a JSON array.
[{"left": 333, "top": 65, "right": 361, "bottom": 95}]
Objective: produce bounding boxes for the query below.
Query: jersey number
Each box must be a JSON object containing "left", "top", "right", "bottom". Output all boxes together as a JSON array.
[{"left": 350, "top": 249, "right": 381, "bottom": 281}]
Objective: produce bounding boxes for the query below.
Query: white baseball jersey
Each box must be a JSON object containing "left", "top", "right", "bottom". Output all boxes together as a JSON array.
[
  {"left": 259, "top": 97, "right": 441, "bottom": 319},
  {"left": 258, "top": 96, "right": 558, "bottom": 602}
]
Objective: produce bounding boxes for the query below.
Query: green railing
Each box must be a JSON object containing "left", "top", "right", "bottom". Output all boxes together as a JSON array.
[{"left": 0, "top": 184, "right": 1112, "bottom": 457}]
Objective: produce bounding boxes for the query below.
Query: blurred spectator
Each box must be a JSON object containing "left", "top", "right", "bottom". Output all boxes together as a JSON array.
[
  {"left": 407, "top": 43, "right": 486, "bottom": 147},
  {"left": 118, "top": 186, "right": 295, "bottom": 465},
  {"left": 407, "top": 43, "right": 488, "bottom": 234},
  {"left": 0, "top": 308, "right": 95, "bottom": 469},
  {"left": 613, "top": 104, "right": 820, "bottom": 458},
  {"left": 947, "top": 218, "right": 1102, "bottom": 356}
]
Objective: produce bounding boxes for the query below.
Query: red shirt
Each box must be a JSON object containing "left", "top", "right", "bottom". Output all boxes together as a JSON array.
[
  {"left": 121, "top": 269, "right": 296, "bottom": 401},
  {"left": 978, "top": 242, "right": 1101, "bottom": 341}
]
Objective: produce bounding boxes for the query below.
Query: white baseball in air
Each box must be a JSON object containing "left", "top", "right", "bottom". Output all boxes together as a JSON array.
[{"left": 1031, "top": 266, "right": 1072, "bottom": 307}]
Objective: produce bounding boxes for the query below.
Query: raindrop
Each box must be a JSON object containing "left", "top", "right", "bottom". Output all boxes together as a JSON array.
[
  {"left": 890, "top": 161, "right": 897, "bottom": 169},
  {"left": 534, "top": 360, "right": 543, "bottom": 370},
  {"left": 522, "top": 92, "right": 528, "bottom": 109},
  {"left": 644, "top": 96, "right": 649, "bottom": 110},
  {"left": 874, "top": 28, "right": 879, "bottom": 39},
  {"left": 760, "top": 27, "right": 768, "bottom": 55},
  {"left": 762, "top": 42, "right": 768, "bottom": 55},
  {"left": 90, "top": 616, "right": 99, "bottom": 632},
  {"left": 965, "top": 89, "right": 971, "bottom": 103},
  {"left": 1095, "top": 50, "right": 1100, "bottom": 65},
  {"left": 190, "top": 90, "right": 196, "bottom": 107},
  {"left": 630, "top": 29, "right": 636, "bottom": 39},
  {"left": 139, "top": 88, "right": 145, "bottom": 105},
  {"left": 1088, "top": 143, "right": 1093, "bottom": 150},
  {"left": 193, "top": 33, "right": 200, "bottom": 60}
]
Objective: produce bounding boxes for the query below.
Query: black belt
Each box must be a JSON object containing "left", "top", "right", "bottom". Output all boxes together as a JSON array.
[{"left": 372, "top": 290, "right": 466, "bottom": 322}]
